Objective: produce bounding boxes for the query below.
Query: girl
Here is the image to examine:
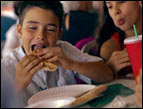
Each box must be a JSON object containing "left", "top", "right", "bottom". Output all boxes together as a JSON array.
[{"left": 97, "top": 1, "right": 142, "bottom": 78}]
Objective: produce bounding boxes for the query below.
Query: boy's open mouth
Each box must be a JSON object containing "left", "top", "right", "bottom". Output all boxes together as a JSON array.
[{"left": 31, "top": 44, "right": 46, "bottom": 51}]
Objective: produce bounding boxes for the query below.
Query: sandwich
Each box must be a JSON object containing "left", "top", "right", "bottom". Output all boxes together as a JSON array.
[{"left": 31, "top": 50, "right": 58, "bottom": 72}]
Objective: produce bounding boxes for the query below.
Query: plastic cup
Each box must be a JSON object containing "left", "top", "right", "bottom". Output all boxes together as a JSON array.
[{"left": 124, "top": 35, "right": 142, "bottom": 83}]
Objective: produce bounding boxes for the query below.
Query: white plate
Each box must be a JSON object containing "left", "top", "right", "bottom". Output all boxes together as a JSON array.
[
  {"left": 28, "top": 84, "right": 96, "bottom": 105},
  {"left": 26, "top": 97, "right": 76, "bottom": 108}
]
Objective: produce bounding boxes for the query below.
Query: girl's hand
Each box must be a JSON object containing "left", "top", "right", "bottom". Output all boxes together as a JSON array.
[
  {"left": 16, "top": 55, "right": 43, "bottom": 91},
  {"left": 107, "top": 48, "right": 131, "bottom": 73},
  {"left": 136, "top": 69, "right": 142, "bottom": 108},
  {"left": 36, "top": 47, "right": 74, "bottom": 70}
]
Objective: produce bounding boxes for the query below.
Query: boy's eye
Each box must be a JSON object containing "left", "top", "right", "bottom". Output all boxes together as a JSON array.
[
  {"left": 119, "top": 1, "right": 126, "bottom": 3},
  {"left": 29, "top": 26, "right": 37, "bottom": 30},
  {"left": 46, "top": 25, "right": 57, "bottom": 32},
  {"left": 47, "top": 29, "right": 56, "bottom": 32},
  {"left": 46, "top": 27, "right": 56, "bottom": 32}
]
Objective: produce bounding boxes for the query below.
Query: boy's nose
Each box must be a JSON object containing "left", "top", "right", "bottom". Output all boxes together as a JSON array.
[
  {"left": 37, "top": 35, "right": 44, "bottom": 40},
  {"left": 36, "top": 29, "right": 45, "bottom": 40}
]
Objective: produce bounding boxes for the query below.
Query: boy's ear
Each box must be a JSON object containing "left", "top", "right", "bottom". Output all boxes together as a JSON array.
[
  {"left": 58, "top": 29, "right": 63, "bottom": 40},
  {"left": 17, "top": 24, "right": 22, "bottom": 38}
]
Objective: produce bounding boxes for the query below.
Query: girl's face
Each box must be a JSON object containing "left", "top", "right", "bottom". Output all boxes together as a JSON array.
[{"left": 106, "top": 1, "right": 142, "bottom": 31}]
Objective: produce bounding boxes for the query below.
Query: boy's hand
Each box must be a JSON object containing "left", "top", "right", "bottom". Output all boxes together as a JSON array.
[
  {"left": 16, "top": 55, "right": 43, "bottom": 91},
  {"left": 37, "top": 47, "right": 74, "bottom": 70},
  {"left": 107, "top": 48, "right": 131, "bottom": 73}
]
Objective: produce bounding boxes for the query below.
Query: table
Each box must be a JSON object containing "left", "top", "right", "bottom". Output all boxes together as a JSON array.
[{"left": 77, "top": 76, "right": 137, "bottom": 108}]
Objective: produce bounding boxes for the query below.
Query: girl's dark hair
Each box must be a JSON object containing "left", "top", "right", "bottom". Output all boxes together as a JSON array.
[
  {"left": 18, "top": 1, "right": 64, "bottom": 29},
  {"left": 96, "top": 2, "right": 125, "bottom": 56}
]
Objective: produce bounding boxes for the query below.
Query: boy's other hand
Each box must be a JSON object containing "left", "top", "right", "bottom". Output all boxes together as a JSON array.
[
  {"left": 107, "top": 48, "right": 131, "bottom": 73},
  {"left": 16, "top": 55, "right": 43, "bottom": 91},
  {"left": 36, "top": 47, "right": 74, "bottom": 70}
]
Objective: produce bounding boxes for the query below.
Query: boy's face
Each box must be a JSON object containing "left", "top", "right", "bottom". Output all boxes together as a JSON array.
[
  {"left": 17, "top": 7, "right": 62, "bottom": 55},
  {"left": 106, "top": 1, "right": 142, "bottom": 31}
]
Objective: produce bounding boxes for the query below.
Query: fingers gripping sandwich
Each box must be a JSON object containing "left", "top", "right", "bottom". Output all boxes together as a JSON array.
[{"left": 31, "top": 50, "right": 58, "bottom": 72}]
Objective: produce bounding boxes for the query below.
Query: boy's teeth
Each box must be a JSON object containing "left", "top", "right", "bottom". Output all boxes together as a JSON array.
[
  {"left": 34, "top": 45, "right": 43, "bottom": 50},
  {"left": 32, "top": 44, "right": 46, "bottom": 51}
]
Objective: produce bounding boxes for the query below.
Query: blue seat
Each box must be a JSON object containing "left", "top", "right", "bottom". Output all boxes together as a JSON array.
[{"left": 1, "top": 16, "right": 16, "bottom": 41}]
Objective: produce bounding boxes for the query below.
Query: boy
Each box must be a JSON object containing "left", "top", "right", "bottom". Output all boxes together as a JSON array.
[{"left": 1, "top": 1, "right": 113, "bottom": 105}]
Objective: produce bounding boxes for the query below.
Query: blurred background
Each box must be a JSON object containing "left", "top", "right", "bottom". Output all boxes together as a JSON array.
[{"left": 1, "top": 1, "right": 18, "bottom": 57}]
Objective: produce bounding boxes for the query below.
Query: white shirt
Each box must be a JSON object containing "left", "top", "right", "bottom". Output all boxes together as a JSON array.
[
  {"left": 1, "top": 40, "right": 102, "bottom": 105},
  {"left": 1, "top": 62, "right": 23, "bottom": 108}
]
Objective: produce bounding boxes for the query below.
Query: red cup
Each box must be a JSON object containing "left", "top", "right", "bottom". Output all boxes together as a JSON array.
[{"left": 124, "top": 35, "right": 142, "bottom": 83}]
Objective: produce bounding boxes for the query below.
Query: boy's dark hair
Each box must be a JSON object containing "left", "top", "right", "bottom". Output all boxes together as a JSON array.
[
  {"left": 96, "top": 2, "right": 125, "bottom": 56},
  {"left": 13, "top": 1, "right": 22, "bottom": 16},
  {"left": 18, "top": 1, "right": 64, "bottom": 29}
]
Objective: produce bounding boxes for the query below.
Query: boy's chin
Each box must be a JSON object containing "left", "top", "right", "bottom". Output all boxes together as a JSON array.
[
  {"left": 21, "top": 46, "right": 31, "bottom": 55},
  {"left": 25, "top": 48, "right": 34, "bottom": 55}
]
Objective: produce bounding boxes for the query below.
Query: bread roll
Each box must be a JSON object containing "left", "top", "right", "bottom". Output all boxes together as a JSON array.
[{"left": 70, "top": 85, "right": 107, "bottom": 107}]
